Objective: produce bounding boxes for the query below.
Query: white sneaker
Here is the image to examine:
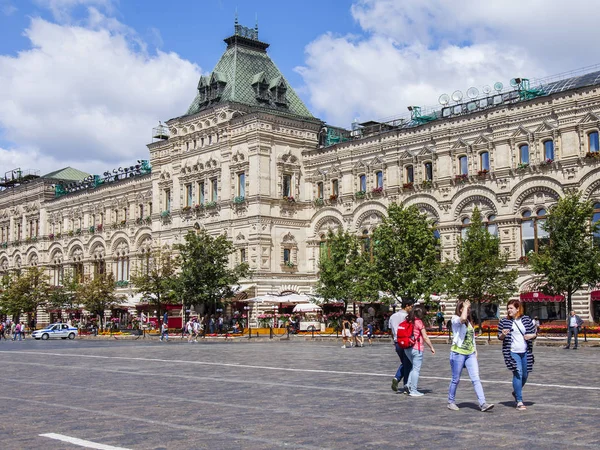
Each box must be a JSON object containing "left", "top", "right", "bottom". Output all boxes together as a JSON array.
[{"left": 341, "top": 345, "right": 346, "bottom": 348}]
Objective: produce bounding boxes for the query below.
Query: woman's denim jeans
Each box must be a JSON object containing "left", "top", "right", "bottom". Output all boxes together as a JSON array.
[
  {"left": 448, "top": 351, "right": 486, "bottom": 406},
  {"left": 404, "top": 348, "right": 424, "bottom": 393},
  {"left": 510, "top": 351, "right": 528, "bottom": 402}
]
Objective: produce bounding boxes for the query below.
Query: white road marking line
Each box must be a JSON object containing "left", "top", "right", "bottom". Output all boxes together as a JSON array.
[
  {"left": 39, "top": 433, "right": 130, "bottom": 450},
  {"left": 2, "top": 350, "right": 600, "bottom": 391}
]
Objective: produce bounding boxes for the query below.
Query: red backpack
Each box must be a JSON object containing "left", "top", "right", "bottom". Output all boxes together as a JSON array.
[{"left": 396, "top": 320, "right": 415, "bottom": 349}]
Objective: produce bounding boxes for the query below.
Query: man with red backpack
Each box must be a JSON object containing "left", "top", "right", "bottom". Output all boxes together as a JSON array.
[{"left": 389, "top": 299, "right": 414, "bottom": 394}]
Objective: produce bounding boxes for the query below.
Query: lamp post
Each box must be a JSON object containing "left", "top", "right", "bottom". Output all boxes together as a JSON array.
[{"left": 244, "top": 305, "right": 251, "bottom": 338}]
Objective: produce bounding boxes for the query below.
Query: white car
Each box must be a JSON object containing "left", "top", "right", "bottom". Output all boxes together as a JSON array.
[{"left": 32, "top": 323, "right": 78, "bottom": 340}]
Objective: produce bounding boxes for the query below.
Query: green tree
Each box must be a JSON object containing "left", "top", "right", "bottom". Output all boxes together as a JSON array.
[
  {"left": 372, "top": 203, "right": 441, "bottom": 303},
  {"left": 47, "top": 271, "right": 81, "bottom": 312},
  {"left": 130, "top": 246, "right": 179, "bottom": 324},
  {"left": 0, "top": 267, "right": 51, "bottom": 321},
  {"left": 316, "top": 229, "right": 379, "bottom": 308},
  {"left": 77, "top": 273, "right": 120, "bottom": 330},
  {"left": 175, "top": 229, "right": 250, "bottom": 313},
  {"left": 445, "top": 207, "right": 517, "bottom": 329},
  {"left": 528, "top": 193, "right": 600, "bottom": 313}
]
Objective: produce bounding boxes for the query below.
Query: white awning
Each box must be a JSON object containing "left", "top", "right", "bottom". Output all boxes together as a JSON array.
[{"left": 292, "top": 303, "right": 322, "bottom": 313}]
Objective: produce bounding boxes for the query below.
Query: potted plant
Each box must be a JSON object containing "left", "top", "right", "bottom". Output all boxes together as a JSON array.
[
  {"left": 371, "top": 186, "right": 383, "bottom": 194},
  {"left": 314, "top": 198, "right": 324, "bottom": 206},
  {"left": 182, "top": 205, "right": 192, "bottom": 212},
  {"left": 517, "top": 162, "right": 529, "bottom": 170},
  {"left": 160, "top": 210, "right": 170, "bottom": 218},
  {"left": 233, "top": 196, "right": 245, "bottom": 204},
  {"left": 205, "top": 201, "right": 217, "bottom": 209},
  {"left": 355, "top": 190, "right": 366, "bottom": 199},
  {"left": 97, "top": 224, "right": 103, "bottom": 232},
  {"left": 283, "top": 195, "right": 296, "bottom": 203},
  {"left": 477, "top": 169, "right": 489, "bottom": 177},
  {"left": 329, "top": 194, "right": 338, "bottom": 201},
  {"left": 88, "top": 226, "right": 95, "bottom": 233},
  {"left": 402, "top": 182, "right": 414, "bottom": 190},
  {"left": 454, "top": 174, "right": 469, "bottom": 183}
]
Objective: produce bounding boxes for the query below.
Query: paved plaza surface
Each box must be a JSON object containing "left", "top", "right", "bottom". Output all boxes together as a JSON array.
[{"left": 0, "top": 337, "right": 598, "bottom": 450}]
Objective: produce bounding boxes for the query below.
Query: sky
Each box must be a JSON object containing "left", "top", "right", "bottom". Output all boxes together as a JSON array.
[{"left": 1, "top": 0, "right": 600, "bottom": 176}]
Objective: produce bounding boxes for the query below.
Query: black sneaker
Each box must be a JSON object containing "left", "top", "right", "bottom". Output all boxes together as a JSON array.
[{"left": 391, "top": 378, "right": 399, "bottom": 392}]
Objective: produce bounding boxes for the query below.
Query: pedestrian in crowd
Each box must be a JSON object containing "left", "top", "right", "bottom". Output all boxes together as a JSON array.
[
  {"left": 351, "top": 317, "right": 359, "bottom": 347},
  {"left": 12, "top": 322, "right": 22, "bottom": 341},
  {"left": 10, "top": 321, "right": 16, "bottom": 339},
  {"left": 341, "top": 316, "right": 352, "bottom": 348},
  {"left": 389, "top": 299, "right": 414, "bottom": 394},
  {"left": 193, "top": 318, "right": 201, "bottom": 342},
  {"left": 532, "top": 316, "right": 540, "bottom": 332},
  {"left": 20, "top": 322, "right": 25, "bottom": 339},
  {"left": 564, "top": 310, "right": 584, "bottom": 349},
  {"left": 404, "top": 306, "right": 435, "bottom": 397},
  {"left": 160, "top": 321, "right": 169, "bottom": 342},
  {"left": 209, "top": 315, "right": 216, "bottom": 334},
  {"left": 498, "top": 299, "right": 537, "bottom": 411},
  {"left": 447, "top": 299, "right": 494, "bottom": 412},
  {"left": 366, "top": 322, "right": 373, "bottom": 346},
  {"left": 436, "top": 306, "right": 445, "bottom": 332},
  {"left": 186, "top": 319, "right": 194, "bottom": 343},
  {"left": 218, "top": 315, "right": 224, "bottom": 334},
  {"left": 355, "top": 313, "right": 364, "bottom": 347},
  {"left": 0, "top": 321, "right": 5, "bottom": 340}
]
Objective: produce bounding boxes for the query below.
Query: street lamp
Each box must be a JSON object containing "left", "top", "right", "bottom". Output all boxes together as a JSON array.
[{"left": 243, "top": 305, "right": 251, "bottom": 337}]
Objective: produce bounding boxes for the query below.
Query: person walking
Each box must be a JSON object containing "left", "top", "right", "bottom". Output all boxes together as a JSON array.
[
  {"left": 341, "top": 316, "right": 352, "bottom": 348},
  {"left": 498, "top": 299, "right": 537, "bottom": 411},
  {"left": 0, "top": 321, "right": 5, "bottom": 341},
  {"left": 160, "top": 321, "right": 169, "bottom": 342},
  {"left": 355, "top": 313, "right": 364, "bottom": 347},
  {"left": 366, "top": 322, "right": 373, "bottom": 346},
  {"left": 12, "top": 322, "right": 22, "bottom": 341},
  {"left": 447, "top": 300, "right": 494, "bottom": 412},
  {"left": 389, "top": 299, "right": 414, "bottom": 394},
  {"left": 564, "top": 310, "right": 584, "bottom": 349},
  {"left": 436, "top": 306, "right": 445, "bottom": 332},
  {"left": 404, "top": 306, "right": 435, "bottom": 397}
]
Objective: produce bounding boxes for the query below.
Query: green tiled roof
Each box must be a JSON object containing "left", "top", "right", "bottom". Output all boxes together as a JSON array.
[
  {"left": 42, "top": 167, "right": 90, "bottom": 181},
  {"left": 185, "top": 32, "right": 313, "bottom": 119}
]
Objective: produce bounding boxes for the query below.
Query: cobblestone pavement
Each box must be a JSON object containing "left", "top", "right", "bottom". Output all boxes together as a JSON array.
[{"left": 0, "top": 338, "right": 598, "bottom": 449}]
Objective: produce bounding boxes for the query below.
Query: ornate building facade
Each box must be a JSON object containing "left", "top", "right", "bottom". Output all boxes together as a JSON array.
[{"left": 2, "top": 23, "right": 600, "bottom": 324}]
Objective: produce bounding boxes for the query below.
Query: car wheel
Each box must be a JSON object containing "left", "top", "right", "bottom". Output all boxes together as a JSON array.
[
  {"left": 41, "top": 333, "right": 49, "bottom": 340},
  {"left": 68, "top": 333, "right": 75, "bottom": 340}
]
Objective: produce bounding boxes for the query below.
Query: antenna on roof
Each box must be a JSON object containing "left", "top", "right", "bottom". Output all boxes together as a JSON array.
[
  {"left": 234, "top": 8, "right": 238, "bottom": 25},
  {"left": 438, "top": 94, "right": 450, "bottom": 106},
  {"left": 467, "top": 87, "right": 479, "bottom": 99}
]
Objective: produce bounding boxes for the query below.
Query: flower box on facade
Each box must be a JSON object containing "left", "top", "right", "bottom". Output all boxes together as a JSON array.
[
  {"left": 115, "top": 280, "right": 129, "bottom": 288},
  {"left": 182, "top": 205, "right": 192, "bottom": 212},
  {"left": 585, "top": 152, "right": 600, "bottom": 159},
  {"left": 371, "top": 187, "right": 383, "bottom": 194},
  {"left": 314, "top": 198, "right": 324, "bottom": 206},
  {"left": 539, "top": 158, "right": 554, "bottom": 166},
  {"left": 145, "top": 216, "right": 152, "bottom": 224},
  {"left": 160, "top": 210, "right": 170, "bottom": 218},
  {"left": 517, "top": 163, "right": 530, "bottom": 170},
  {"left": 454, "top": 174, "right": 469, "bottom": 183},
  {"left": 75, "top": 228, "right": 82, "bottom": 235},
  {"left": 88, "top": 226, "right": 95, "bottom": 233},
  {"left": 67, "top": 230, "right": 74, "bottom": 237},
  {"left": 402, "top": 182, "right": 414, "bottom": 190},
  {"left": 421, "top": 180, "right": 433, "bottom": 188},
  {"left": 477, "top": 169, "right": 489, "bottom": 178},
  {"left": 329, "top": 194, "right": 338, "bottom": 201},
  {"left": 97, "top": 224, "right": 103, "bottom": 232},
  {"left": 518, "top": 255, "right": 529, "bottom": 265},
  {"left": 355, "top": 190, "right": 366, "bottom": 199},
  {"left": 233, "top": 196, "right": 246, "bottom": 204},
  {"left": 1, "top": 242, "right": 8, "bottom": 248},
  {"left": 282, "top": 196, "right": 295, "bottom": 203},
  {"left": 194, "top": 204, "right": 202, "bottom": 211},
  {"left": 205, "top": 201, "right": 218, "bottom": 209},
  {"left": 120, "top": 220, "right": 127, "bottom": 226}
]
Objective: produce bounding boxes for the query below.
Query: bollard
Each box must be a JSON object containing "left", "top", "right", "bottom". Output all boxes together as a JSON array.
[
  {"left": 584, "top": 326, "right": 587, "bottom": 342},
  {"left": 248, "top": 326, "right": 251, "bottom": 339},
  {"left": 487, "top": 326, "right": 491, "bottom": 342},
  {"left": 270, "top": 326, "right": 273, "bottom": 339},
  {"left": 311, "top": 326, "right": 315, "bottom": 339}
]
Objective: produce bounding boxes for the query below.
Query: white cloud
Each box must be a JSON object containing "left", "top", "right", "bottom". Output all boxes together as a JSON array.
[
  {"left": 298, "top": 0, "right": 600, "bottom": 127},
  {"left": 34, "top": 0, "right": 114, "bottom": 22},
  {"left": 1, "top": 1, "right": 17, "bottom": 16},
  {"left": 0, "top": 12, "right": 201, "bottom": 175}
]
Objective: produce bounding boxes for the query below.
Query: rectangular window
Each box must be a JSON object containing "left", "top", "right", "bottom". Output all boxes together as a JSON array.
[
  {"left": 332, "top": 179, "right": 339, "bottom": 196},
  {"left": 359, "top": 174, "right": 366, "bottom": 192},
  {"left": 544, "top": 140, "right": 554, "bottom": 160},
  {"left": 519, "top": 145, "right": 529, "bottom": 164},
  {"left": 459, "top": 156, "right": 468, "bottom": 175},
  {"left": 164, "top": 189, "right": 171, "bottom": 211},
  {"left": 424, "top": 163, "right": 433, "bottom": 181},
  {"left": 198, "top": 182, "right": 205, "bottom": 205},
  {"left": 139, "top": 205, "right": 144, "bottom": 219},
  {"left": 317, "top": 182, "right": 323, "bottom": 199},
  {"left": 376, "top": 171, "right": 383, "bottom": 188},
  {"left": 240, "top": 248, "right": 246, "bottom": 263},
  {"left": 238, "top": 173, "right": 245, "bottom": 198},
  {"left": 186, "top": 184, "right": 193, "bottom": 207},
  {"left": 480, "top": 152, "right": 490, "bottom": 171},
  {"left": 283, "top": 248, "right": 291, "bottom": 264},
  {"left": 406, "top": 166, "right": 414, "bottom": 183},
  {"left": 283, "top": 174, "right": 292, "bottom": 197},
  {"left": 521, "top": 220, "right": 535, "bottom": 255},
  {"left": 589, "top": 132, "right": 599, "bottom": 153},
  {"left": 211, "top": 179, "right": 218, "bottom": 202}
]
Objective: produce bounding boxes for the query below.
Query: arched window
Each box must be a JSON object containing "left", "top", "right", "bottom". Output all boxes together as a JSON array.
[
  {"left": 487, "top": 214, "right": 498, "bottom": 237},
  {"left": 589, "top": 131, "right": 599, "bottom": 153},
  {"left": 359, "top": 174, "right": 367, "bottom": 192},
  {"left": 461, "top": 217, "right": 471, "bottom": 240},
  {"left": 405, "top": 165, "right": 414, "bottom": 183},
  {"left": 543, "top": 140, "right": 554, "bottom": 161},
  {"left": 458, "top": 156, "right": 468, "bottom": 175},
  {"left": 519, "top": 144, "right": 529, "bottom": 164},
  {"left": 480, "top": 152, "right": 490, "bottom": 171},
  {"left": 521, "top": 209, "right": 548, "bottom": 255},
  {"left": 592, "top": 203, "right": 600, "bottom": 246},
  {"left": 424, "top": 162, "right": 433, "bottom": 181}
]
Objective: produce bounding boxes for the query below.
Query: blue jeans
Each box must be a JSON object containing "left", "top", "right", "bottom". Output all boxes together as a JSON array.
[
  {"left": 448, "top": 351, "right": 487, "bottom": 406},
  {"left": 510, "top": 351, "right": 528, "bottom": 402},
  {"left": 394, "top": 342, "right": 412, "bottom": 385},
  {"left": 404, "top": 348, "right": 424, "bottom": 393},
  {"left": 567, "top": 326, "right": 579, "bottom": 348}
]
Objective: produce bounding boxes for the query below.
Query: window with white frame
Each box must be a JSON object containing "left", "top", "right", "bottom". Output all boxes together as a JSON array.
[
  {"left": 405, "top": 165, "right": 414, "bottom": 183},
  {"left": 283, "top": 174, "right": 292, "bottom": 197},
  {"left": 211, "top": 178, "right": 218, "bottom": 202},
  {"left": 238, "top": 173, "right": 246, "bottom": 198},
  {"left": 186, "top": 184, "right": 193, "bottom": 207},
  {"left": 458, "top": 156, "right": 468, "bottom": 175}
]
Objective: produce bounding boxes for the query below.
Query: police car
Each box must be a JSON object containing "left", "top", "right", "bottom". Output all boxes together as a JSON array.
[{"left": 31, "top": 323, "right": 78, "bottom": 340}]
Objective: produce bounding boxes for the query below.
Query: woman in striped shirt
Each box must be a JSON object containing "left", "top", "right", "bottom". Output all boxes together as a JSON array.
[{"left": 498, "top": 299, "right": 537, "bottom": 411}]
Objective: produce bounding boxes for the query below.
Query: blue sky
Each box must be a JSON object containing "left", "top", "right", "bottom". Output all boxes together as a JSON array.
[{"left": 1, "top": 0, "right": 599, "bottom": 175}]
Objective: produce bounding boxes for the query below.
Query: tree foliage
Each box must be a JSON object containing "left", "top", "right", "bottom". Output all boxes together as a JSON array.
[
  {"left": 528, "top": 193, "right": 600, "bottom": 313},
  {"left": 0, "top": 267, "right": 51, "bottom": 320},
  {"left": 77, "top": 273, "right": 120, "bottom": 330},
  {"left": 130, "top": 246, "right": 179, "bottom": 323},
  {"left": 47, "top": 271, "right": 81, "bottom": 312},
  {"left": 315, "top": 229, "right": 379, "bottom": 308},
  {"left": 371, "top": 204, "right": 441, "bottom": 302},
  {"left": 445, "top": 207, "right": 517, "bottom": 327},
  {"left": 175, "top": 229, "right": 250, "bottom": 312}
]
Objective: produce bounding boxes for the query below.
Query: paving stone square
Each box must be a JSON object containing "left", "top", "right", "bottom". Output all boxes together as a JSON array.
[{"left": 0, "top": 337, "right": 598, "bottom": 449}]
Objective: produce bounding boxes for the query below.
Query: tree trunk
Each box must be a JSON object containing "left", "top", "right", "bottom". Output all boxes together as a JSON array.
[
  {"left": 567, "top": 291, "right": 572, "bottom": 315},
  {"left": 477, "top": 300, "right": 482, "bottom": 333}
]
